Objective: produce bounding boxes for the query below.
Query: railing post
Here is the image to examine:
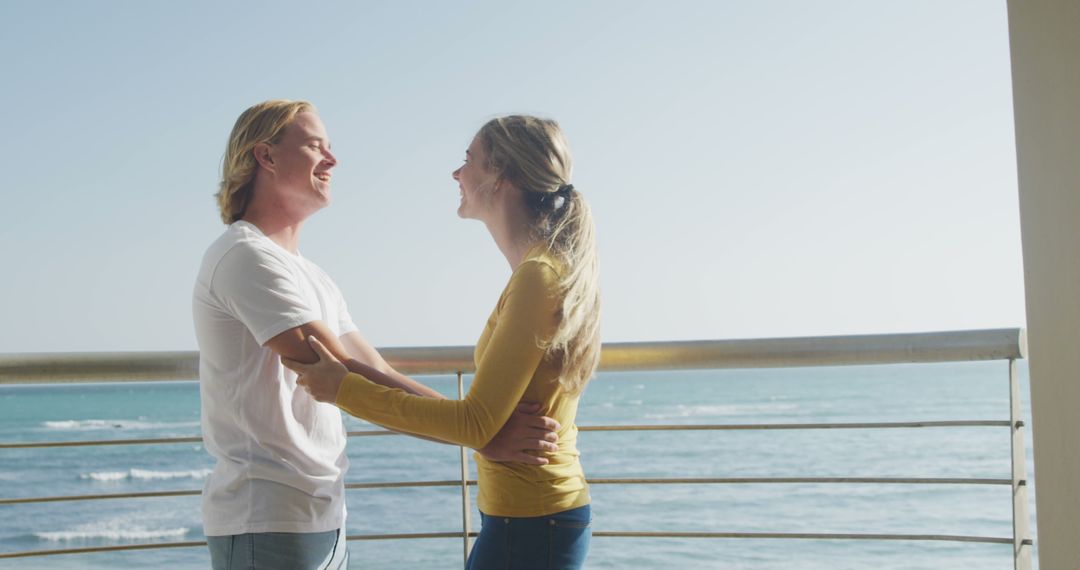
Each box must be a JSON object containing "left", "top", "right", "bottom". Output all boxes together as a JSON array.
[
  {"left": 1009, "top": 359, "right": 1033, "bottom": 570},
  {"left": 458, "top": 371, "right": 472, "bottom": 567}
]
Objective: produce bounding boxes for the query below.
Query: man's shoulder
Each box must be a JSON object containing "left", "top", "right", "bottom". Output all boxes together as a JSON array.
[
  {"left": 201, "top": 224, "right": 275, "bottom": 267},
  {"left": 296, "top": 255, "right": 336, "bottom": 283},
  {"left": 196, "top": 225, "right": 291, "bottom": 298}
]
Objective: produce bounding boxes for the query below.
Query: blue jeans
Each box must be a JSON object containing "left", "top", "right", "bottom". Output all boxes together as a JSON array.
[
  {"left": 466, "top": 504, "right": 592, "bottom": 570},
  {"left": 207, "top": 527, "right": 348, "bottom": 570}
]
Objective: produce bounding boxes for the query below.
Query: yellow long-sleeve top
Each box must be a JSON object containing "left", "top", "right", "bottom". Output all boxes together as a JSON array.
[{"left": 334, "top": 244, "right": 589, "bottom": 517}]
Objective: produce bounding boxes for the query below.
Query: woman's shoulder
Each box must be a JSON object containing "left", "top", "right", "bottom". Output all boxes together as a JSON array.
[{"left": 514, "top": 246, "right": 563, "bottom": 287}]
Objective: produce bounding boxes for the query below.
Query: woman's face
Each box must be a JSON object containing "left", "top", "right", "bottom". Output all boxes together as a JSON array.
[{"left": 452, "top": 135, "right": 499, "bottom": 220}]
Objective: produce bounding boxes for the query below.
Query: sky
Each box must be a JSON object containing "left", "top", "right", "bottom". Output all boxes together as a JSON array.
[{"left": 0, "top": 0, "right": 1024, "bottom": 353}]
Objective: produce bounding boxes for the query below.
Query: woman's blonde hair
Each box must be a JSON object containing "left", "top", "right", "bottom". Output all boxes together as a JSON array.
[
  {"left": 215, "top": 100, "right": 315, "bottom": 224},
  {"left": 477, "top": 115, "right": 601, "bottom": 393}
]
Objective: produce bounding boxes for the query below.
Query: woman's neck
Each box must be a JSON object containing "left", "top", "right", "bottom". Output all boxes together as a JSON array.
[{"left": 484, "top": 190, "right": 537, "bottom": 269}]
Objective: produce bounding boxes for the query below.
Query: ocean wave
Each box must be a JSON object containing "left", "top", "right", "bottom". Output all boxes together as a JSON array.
[
  {"left": 80, "top": 468, "right": 212, "bottom": 482},
  {"left": 644, "top": 402, "right": 798, "bottom": 419},
  {"left": 36, "top": 526, "right": 189, "bottom": 542},
  {"left": 42, "top": 419, "right": 200, "bottom": 431}
]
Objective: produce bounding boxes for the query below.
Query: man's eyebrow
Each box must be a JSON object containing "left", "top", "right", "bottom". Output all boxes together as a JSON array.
[{"left": 465, "top": 149, "right": 472, "bottom": 156}]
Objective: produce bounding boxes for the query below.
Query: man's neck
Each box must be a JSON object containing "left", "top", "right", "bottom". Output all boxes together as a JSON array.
[{"left": 242, "top": 209, "right": 305, "bottom": 254}]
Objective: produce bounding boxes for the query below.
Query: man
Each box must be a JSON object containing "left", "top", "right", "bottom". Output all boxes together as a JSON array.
[{"left": 193, "top": 100, "right": 559, "bottom": 569}]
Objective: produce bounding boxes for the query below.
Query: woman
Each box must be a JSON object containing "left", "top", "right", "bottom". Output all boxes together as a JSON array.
[{"left": 283, "top": 115, "right": 601, "bottom": 569}]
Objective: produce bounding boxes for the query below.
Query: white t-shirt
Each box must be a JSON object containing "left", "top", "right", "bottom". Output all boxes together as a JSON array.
[{"left": 192, "top": 221, "right": 358, "bottom": 536}]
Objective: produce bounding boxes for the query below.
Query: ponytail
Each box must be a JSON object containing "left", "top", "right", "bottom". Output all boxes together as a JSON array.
[{"left": 478, "top": 116, "right": 602, "bottom": 393}]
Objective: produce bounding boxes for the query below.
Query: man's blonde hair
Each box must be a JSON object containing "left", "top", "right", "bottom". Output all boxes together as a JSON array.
[{"left": 215, "top": 100, "right": 315, "bottom": 224}]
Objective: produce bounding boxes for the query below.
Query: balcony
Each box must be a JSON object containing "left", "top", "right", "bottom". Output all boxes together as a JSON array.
[{"left": 0, "top": 329, "right": 1032, "bottom": 569}]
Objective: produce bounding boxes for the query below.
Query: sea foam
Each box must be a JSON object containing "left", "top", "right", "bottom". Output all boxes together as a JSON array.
[
  {"left": 42, "top": 419, "right": 199, "bottom": 431},
  {"left": 36, "top": 526, "right": 189, "bottom": 542},
  {"left": 80, "top": 468, "right": 212, "bottom": 482},
  {"left": 644, "top": 402, "right": 799, "bottom": 419}
]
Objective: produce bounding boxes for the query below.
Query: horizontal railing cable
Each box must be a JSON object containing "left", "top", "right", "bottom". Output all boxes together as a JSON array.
[
  {"left": 590, "top": 532, "right": 1019, "bottom": 545},
  {"left": 0, "top": 420, "right": 1015, "bottom": 450},
  {"left": 0, "top": 429, "right": 394, "bottom": 450},
  {"left": 0, "top": 436, "right": 204, "bottom": 449},
  {"left": 579, "top": 420, "right": 1016, "bottom": 431},
  {"left": 0, "top": 542, "right": 209, "bottom": 560},
  {"left": 1, "top": 531, "right": 1028, "bottom": 560},
  {"left": 1, "top": 489, "right": 201, "bottom": 505},
  {"left": 0, "top": 476, "right": 1014, "bottom": 506}
]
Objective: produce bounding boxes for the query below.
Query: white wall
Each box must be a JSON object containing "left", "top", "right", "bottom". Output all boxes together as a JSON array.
[{"left": 1008, "top": 1, "right": 1080, "bottom": 567}]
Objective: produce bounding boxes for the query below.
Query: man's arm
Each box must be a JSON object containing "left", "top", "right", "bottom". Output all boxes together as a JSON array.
[
  {"left": 266, "top": 320, "right": 348, "bottom": 363},
  {"left": 477, "top": 402, "right": 560, "bottom": 463},
  {"left": 338, "top": 331, "right": 445, "bottom": 399},
  {"left": 266, "top": 321, "right": 442, "bottom": 397}
]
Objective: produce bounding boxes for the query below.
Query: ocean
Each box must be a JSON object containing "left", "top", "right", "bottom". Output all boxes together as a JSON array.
[{"left": 0, "top": 361, "right": 1036, "bottom": 569}]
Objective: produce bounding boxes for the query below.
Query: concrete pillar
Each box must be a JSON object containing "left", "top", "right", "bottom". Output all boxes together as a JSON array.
[{"left": 1007, "top": 1, "right": 1080, "bottom": 568}]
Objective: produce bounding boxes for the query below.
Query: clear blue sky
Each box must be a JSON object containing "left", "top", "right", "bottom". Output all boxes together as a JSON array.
[{"left": 0, "top": 1, "right": 1023, "bottom": 353}]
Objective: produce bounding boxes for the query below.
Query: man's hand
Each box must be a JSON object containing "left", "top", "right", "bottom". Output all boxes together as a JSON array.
[{"left": 478, "top": 402, "right": 560, "bottom": 465}]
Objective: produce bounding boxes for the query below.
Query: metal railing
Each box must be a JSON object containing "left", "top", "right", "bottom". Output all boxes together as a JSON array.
[{"left": 0, "top": 328, "right": 1033, "bottom": 568}]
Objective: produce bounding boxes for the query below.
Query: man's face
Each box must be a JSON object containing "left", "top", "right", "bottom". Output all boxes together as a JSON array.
[{"left": 267, "top": 112, "right": 337, "bottom": 212}]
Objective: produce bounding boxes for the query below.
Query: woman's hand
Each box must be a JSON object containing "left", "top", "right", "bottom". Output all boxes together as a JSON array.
[{"left": 281, "top": 336, "right": 349, "bottom": 403}]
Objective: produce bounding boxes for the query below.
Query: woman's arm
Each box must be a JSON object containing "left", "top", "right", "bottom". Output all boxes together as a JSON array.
[
  {"left": 284, "top": 261, "right": 561, "bottom": 450},
  {"left": 337, "top": 327, "right": 561, "bottom": 461},
  {"left": 338, "top": 330, "right": 446, "bottom": 399}
]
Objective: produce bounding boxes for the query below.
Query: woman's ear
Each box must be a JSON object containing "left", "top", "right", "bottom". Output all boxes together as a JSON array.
[
  {"left": 493, "top": 177, "right": 514, "bottom": 194},
  {"left": 253, "top": 142, "right": 275, "bottom": 171}
]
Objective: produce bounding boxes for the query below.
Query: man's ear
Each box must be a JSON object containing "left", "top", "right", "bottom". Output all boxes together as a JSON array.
[{"left": 253, "top": 142, "right": 275, "bottom": 171}]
